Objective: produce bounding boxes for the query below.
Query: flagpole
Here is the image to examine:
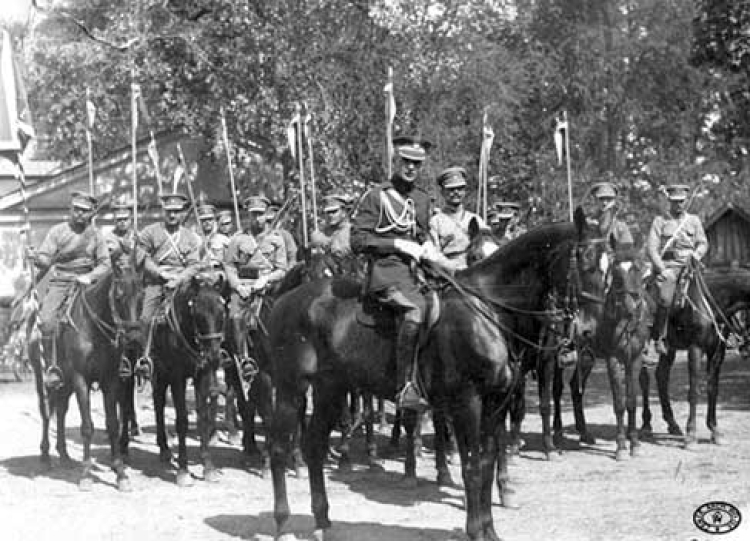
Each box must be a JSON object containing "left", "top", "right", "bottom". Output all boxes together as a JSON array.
[
  {"left": 564, "top": 110, "right": 573, "bottom": 222},
  {"left": 220, "top": 108, "right": 241, "bottom": 231},
  {"left": 85, "top": 88, "right": 95, "bottom": 194},
  {"left": 294, "top": 102, "right": 308, "bottom": 248},
  {"left": 130, "top": 68, "right": 139, "bottom": 231},
  {"left": 304, "top": 103, "right": 318, "bottom": 232}
]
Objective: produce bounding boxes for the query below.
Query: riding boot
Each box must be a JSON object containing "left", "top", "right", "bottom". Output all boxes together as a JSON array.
[
  {"left": 395, "top": 320, "right": 428, "bottom": 412},
  {"left": 645, "top": 306, "right": 668, "bottom": 366},
  {"left": 41, "top": 333, "right": 63, "bottom": 390},
  {"left": 235, "top": 319, "right": 258, "bottom": 383}
]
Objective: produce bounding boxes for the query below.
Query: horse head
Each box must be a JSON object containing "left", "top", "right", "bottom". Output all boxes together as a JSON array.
[
  {"left": 111, "top": 260, "right": 145, "bottom": 353},
  {"left": 607, "top": 247, "right": 646, "bottom": 322},
  {"left": 466, "top": 217, "right": 501, "bottom": 267},
  {"left": 185, "top": 271, "right": 227, "bottom": 369}
]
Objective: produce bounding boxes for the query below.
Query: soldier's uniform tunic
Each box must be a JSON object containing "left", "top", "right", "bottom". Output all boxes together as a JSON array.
[
  {"left": 429, "top": 208, "right": 485, "bottom": 271},
  {"left": 105, "top": 229, "right": 137, "bottom": 272},
  {"left": 646, "top": 212, "right": 707, "bottom": 307},
  {"left": 36, "top": 222, "right": 111, "bottom": 334},
  {"left": 139, "top": 223, "right": 201, "bottom": 324},
  {"left": 351, "top": 178, "right": 432, "bottom": 321},
  {"left": 201, "top": 231, "right": 231, "bottom": 265}
]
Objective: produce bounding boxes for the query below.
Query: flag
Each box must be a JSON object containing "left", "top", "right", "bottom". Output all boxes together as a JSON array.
[
  {"left": 384, "top": 67, "right": 395, "bottom": 175},
  {"left": 554, "top": 115, "right": 568, "bottom": 165},
  {"left": 477, "top": 109, "right": 495, "bottom": 218},
  {"left": 147, "top": 137, "right": 160, "bottom": 171},
  {"left": 287, "top": 105, "right": 302, "bottom": 160},
  {"left": 131, "top": 81, "right": 141, "bottom": 131},
  {"left": 0, "top": 29, "right": 34, "bottom": 157},
  {"left": 85, "top": 89, "right": 96, "bottom": 129}
]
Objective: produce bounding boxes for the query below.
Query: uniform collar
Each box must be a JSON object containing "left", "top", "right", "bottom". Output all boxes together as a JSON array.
[{"left": 391, "top": 175, "right": 415, "bottom": 195}]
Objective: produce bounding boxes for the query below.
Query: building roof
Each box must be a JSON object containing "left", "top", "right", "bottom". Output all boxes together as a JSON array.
[{"left": 705, "top": 203, "right": 750, "bottom": 232}]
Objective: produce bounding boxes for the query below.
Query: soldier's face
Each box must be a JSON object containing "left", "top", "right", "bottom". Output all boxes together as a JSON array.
[
  {"left": 598, "top": 196, "right": 615, "bottom": 211},
  {"left": 249, "top": 210, "right": 266, "bottom": 232},
  {"left": 442, "top": 186, "right": 466, "bottom": 206},
  {"left": 114, "top": 216, "right": 132, "bottom": 233},
  {"left": 164, "top": 209, "right": 181, "bottom": 226},
  {"left": 398, "top": 158, "right": 423, "bottom": 183},
  {"left": 70, "top": 205, "right": 91, "bottom": 226},
  {"left": 669, "top": 199, "right": 686, "bottom": 214},
  {"left": 218, "top": 220, "right": 233, "bottom": 235},
  {"left": 325, "top": 206, "right": 344, "bottom": 227},
  {"left": 200, "top": 217, "right": 215, "bottom": 235}
]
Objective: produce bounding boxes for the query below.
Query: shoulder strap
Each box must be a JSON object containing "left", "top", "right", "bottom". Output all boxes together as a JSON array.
[{"left": 659, "top": 216, "right": 688, "bottom": 257}]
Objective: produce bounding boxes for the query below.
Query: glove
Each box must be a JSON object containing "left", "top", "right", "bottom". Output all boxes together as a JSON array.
[
  {"left": 420, "top": 242, "right": 441, "bottom": 263},
  {"left": 393, "top": 239, "right": 424, "bottom": 261},
  {"left": 159, "top": 269, "right": 177, "bottom": 282},
  {"left": 165, "top": 278, "right": 180, "bottom": 290},
  {"left": 691, "top": 250, "right": 703, "bottom": 261},
  {"left": 252, "top": 275, "right": 269, "bottom": 292},
  {"left": 75, "top": 274, "right": 92, "bottom": 286}
]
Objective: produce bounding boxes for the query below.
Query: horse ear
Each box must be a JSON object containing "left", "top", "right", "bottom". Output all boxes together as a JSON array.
[
  {"left": 468, "top": 217, "right": 480, "bottom": 239},
  {"left": 574, "top": 206, "right": 587, "bottom": 238}
]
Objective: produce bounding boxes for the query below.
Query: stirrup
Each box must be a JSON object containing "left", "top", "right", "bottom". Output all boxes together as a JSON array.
[
  {"left": 44, "top": 365, "right": 64, "bottom": 390},
  {"left": 119, "top": 356, "right": 133, "bottom": 380},
  {"left": 397, "top": 382, "right": 429, "bottom": 413},
  {"left": 557, "top": 347, "right": 578, "bottom": 369},
  {"left": 240, "top": 357, "right": 259, "bottom": 382},
  {"left": 219, "top": 348, "right": 233, "bottom": 369},
  {"left": 134, "top": 355, "right": 154, "bottom": 380}
]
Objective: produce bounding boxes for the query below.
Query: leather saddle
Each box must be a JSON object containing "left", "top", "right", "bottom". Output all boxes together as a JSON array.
[{"left": 355, "top": 287, "right": 441, "bottom": 342}]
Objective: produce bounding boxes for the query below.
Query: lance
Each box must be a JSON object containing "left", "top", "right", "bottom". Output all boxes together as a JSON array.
[
  {"left": 294, "top": 102, "right": 309, "bottom": 247},
  {"left": 85, "top": 88, "right": 95, "bottom": 194},
  {"left": 220, "top": 107, "right": 242, "bottom": 232},
  {"left": 176, "top": 143, "right": 208, "bottom": 245},
  {"left": 384, "top": 67, "right": 395, "bottom": 180},
  {"left": 303, "top": 102, "right": 318, "bottom": 231},
  {"left": 130, "top": 68, "right": 139, "bottom": 231},
  {"left": 564, "top": 111, "right": 573, "bottom": 222}
]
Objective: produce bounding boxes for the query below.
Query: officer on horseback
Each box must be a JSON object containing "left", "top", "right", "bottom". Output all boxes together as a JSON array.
[
  {"left": 589, "top": 182, "right": 633, "bottom": 255},
  {"left": 211, "top": 210, "right": 234, "bottom": 262},
  {"left": 224, "top": 195, "right": 288, "bottom": 378},
  {"left": 429, "top": 167, "right": 485, "bottom": 272},
  {"left": 351, "top": 135, "right": 440, "bottom": 412},
  {"left": 310, "top": 193, "right": 358, "bottom": 275},
  {"left": 489, "top": 202, "right": 526, "bottom": 244},
  {"left": 646, "top": 184, "right": 708, "bottom": 357},
  {"left": 197, "top": 203, "right": 227, "bottom": 266},
  {"left": 27, "top": 191, "right": 111, "bottom": 388},
  {"left": 267, "top": 199, "right": 298, "bottom": 267},
  {"left": 104, "top": 196, "right": 138, "bottom": 272},
  {"left": 138, "top": 193, "right": 201, "bottom": 373}
]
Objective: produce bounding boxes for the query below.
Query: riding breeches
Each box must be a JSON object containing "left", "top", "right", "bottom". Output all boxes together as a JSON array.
[
  {"left": 140, "top": 284, "right": 166, "bottom": 327},
  {"left": 38, "top": 281, "right": 76, "bottom": 336},
  {"left": 654, "top": 267, "right": 681, "bottom": 308}
]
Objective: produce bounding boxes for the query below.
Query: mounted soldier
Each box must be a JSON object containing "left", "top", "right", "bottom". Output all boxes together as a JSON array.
[
  {"left": 224, "top": 195, "right": 289, "bottom": 377},
  {"left": 646, "top": 184, "right": 708, "bottom": 357},
  {"left": 489, "top": 201, "right": 526, "bottom": 244},
  {"left": 138, "top": 193, "right": 201, "bottom": 372},
  {"left": 27, "top": 191, "right": 111, "bottom": 388},
  {"left": 310, "top": 193, "right": 358, "bottom": 276},
  {"left": 104, "top": 196, "right": 138, "bottom": 272},
  {"left": 589, "top": 181, "right": 633, "bottom": 257},
  {"left": 267, "top": 199, "right": 298, "bottom": 267},
  {"left": 196, "top": 203, "right": 226, "bottom": 266},
  {"left": 429, "top": 166, "right": 486, "bottom": 273},
  {"left": 351, "top": 134, "right": 441, "bottom": 412}
]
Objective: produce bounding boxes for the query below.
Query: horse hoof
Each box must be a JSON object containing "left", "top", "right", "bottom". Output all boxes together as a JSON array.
[
  {"left": 545, "top": 451, "right": 561, "bottom": 462},
  {"left": 630, "top": 445, "right": 642, "bottom": 458},
  {"left": 313, "top": 529, "right": 326, "bottom": 541},
  {"left": 204, "top": 468, "right": 221, "bottom": 483},
  {"left": 500, "top": 489, "right": 521, "bottom": 510},
  {"left": 79, "top": 477, "right": 94, "bottom": 492},
  {"left": 615, "top": 449, "right": 629, "bottom": 462},
  {"left": 639, "top": 425, "right": 653, "bottom": 439},
  {"left": 60, "top": 456, "right": 75, "bottom": 469},
  {"left": 159, "top": 450, "right": 174, "bottom": 464},
  {"left": 176, "top": 470, "right": 194, "bottom": 487},
  {"left": 400, "top": 476, "right": 418, "bottom": 489},
  {"left": 580, "top": 434, "right": 596, "bottom": 445},
  {"left": 117, "top": 477, "right": 132, "bottom": 492},
  {"left": 712, "top": 432, "right": 727, "bottom": 446},
  {"left": 668, "top": 424, "right": 683, "bottom": 437},
  {"left": 369, "top": 460, "right": 385, "bottom": 472},
  {"left": 684, "top": 438, "right": 698, "bottom": 451}
]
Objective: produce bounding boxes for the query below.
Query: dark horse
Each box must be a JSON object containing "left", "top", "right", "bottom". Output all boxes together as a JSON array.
[
  {"left": 149, "top": 270, "right": 227, "bottom": 485},
  {"left": 28, "top": 264, "right": 143, "bottom": 491},
  {"left": 269, "top": 209, "right": 603, "bottom": 541},
  {"left": 640, "top": 261, "right": 739, "bottom": 449}
]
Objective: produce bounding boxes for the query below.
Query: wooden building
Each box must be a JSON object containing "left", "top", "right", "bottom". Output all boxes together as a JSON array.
[{"left": 704, "top": 203, "right": 750, "bottom": 270}]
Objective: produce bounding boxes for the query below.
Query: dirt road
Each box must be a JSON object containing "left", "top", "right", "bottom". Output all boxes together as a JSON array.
[{"left": 1, "top": 352, "right": 749, "bottom": 541}]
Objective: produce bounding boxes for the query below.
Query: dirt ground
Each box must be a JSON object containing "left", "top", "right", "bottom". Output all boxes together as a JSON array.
[{"left": 1, "top": 351, "right": 749, "bottom": 541}]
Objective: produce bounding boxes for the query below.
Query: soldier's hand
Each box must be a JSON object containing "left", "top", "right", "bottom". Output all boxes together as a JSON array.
[
  {"left": 75, "top": 275, "right": 92, "bottom": 286},
  {"left": 393, "top": 239, "right": 424, "bottom": 261},
  {"left": 310, "top": 230, "right": 329, "bottom": 247},
  {"left": 420, "top": 242, "right": 440, "bottom": 263},
  {"left": 165, "top": 279, "right": 179, "bottom": 290},
  {"left": 253, "top": 276, "right": 269, "bottom": 292}
]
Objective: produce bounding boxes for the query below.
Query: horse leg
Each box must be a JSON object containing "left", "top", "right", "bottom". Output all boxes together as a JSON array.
[
  {"left": 103, "top": 381, "right": 130, "bottom": 491},
  {"left": 684, "top": 345, "right": 701, "bottom": 450},
  {"left": 481, "top": 411, "right": 502, "bottom": 541},
  {"left": 572, "top": 352, "right": 596, "bottom": 444},
  {"left": 626, "top": 353, "right": 642, "bottom": 457},
  {"left": 655, "top": 349, "right": 682, "bottom": 436},
  {"left": 432, "top": 404, "right": 453, "bottom": 486},
  {"left": 72, "top": 374, "right": 95, "bottom": 491},
  {"left": 195, "top": 368, "right": 220, "bottom": 483},
  {"left": 152, "top": 374, "right": 173, "bottom": 464},
  {"left": 271, "top": 382, "right": 305, "bottom": 540},
  {"left": 362, "top": 392, "right": 381, "bottom": 469},
  {"left": 118, "top": 375, "right": 134, "bottom": 463},
  {"left": 56, "top": 388, "right": 73, "bottom": 466},
  {"left": 377, "top": 397, "right": 388, "bottom": 432},
  {"left": 306, "top": 381, "right": 346, "bottom": 538},
  {"left": 639, "top": 365, "right": 653, "bottom": 438},
  {"left": 451, "top": 392, "right": 484, "bottom": 541},
  {"left": 495, "top": 410, "right": 519, "bottom": 511},
  {"left": 32, "top": 346, "right": 52, "bottom": 469},
  {"left": 506, "top": 374, "right": 526, "bottom": 462},
  {"left": 172, "top": 377, "right": 193, "bottom": 487},
  {"left": 707, "top": 346, "right": 726, "bottom": 445},
  {"left": 606, "top": 355, "right": 628, "bottom": 460},
  {"left": 400, "top": 409, "right": 421, "bottom": 486},
  {"left": 256, "top": 371, "right": 276, "bottom": 478},
  {"left": 389, "top": 410, "right": 402, "bottom": 450},
  {"left": 335, "top": 393, "right": 354, "bottom": 471}
]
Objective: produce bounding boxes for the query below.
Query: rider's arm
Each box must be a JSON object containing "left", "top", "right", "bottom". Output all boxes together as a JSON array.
[
  {"left": 33, "top": 223, "right": 62, "bottom": 271},
  {"left": 350, "top": 189, "right": 402, "bottom": 255},
  {"left": 177, "top": 231, "right": 202, "bottom": 282},
  {"left": 265, "top": 234, "right": 288, "bottom": 284},
  {"left": 87, "top": 231, "right": 112, "bottom": 283},
  {"left": 691, "top": 215, "right": 708, "bottom": 260},
  {"left": 645, "top": 216, "right": 665, "bottom": 271},
  {"left": 138, "top": 226, "right": 162, "bottom": 279}
]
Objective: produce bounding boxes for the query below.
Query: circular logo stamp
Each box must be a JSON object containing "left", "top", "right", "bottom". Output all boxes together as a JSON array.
[{"left": 693, "top": 501, "right": 742, "bottom": 535}]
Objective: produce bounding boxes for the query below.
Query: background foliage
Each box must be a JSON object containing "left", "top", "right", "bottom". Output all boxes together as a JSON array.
[{"left": 8, "top": 0, "right": 750, "bottom": 228}]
